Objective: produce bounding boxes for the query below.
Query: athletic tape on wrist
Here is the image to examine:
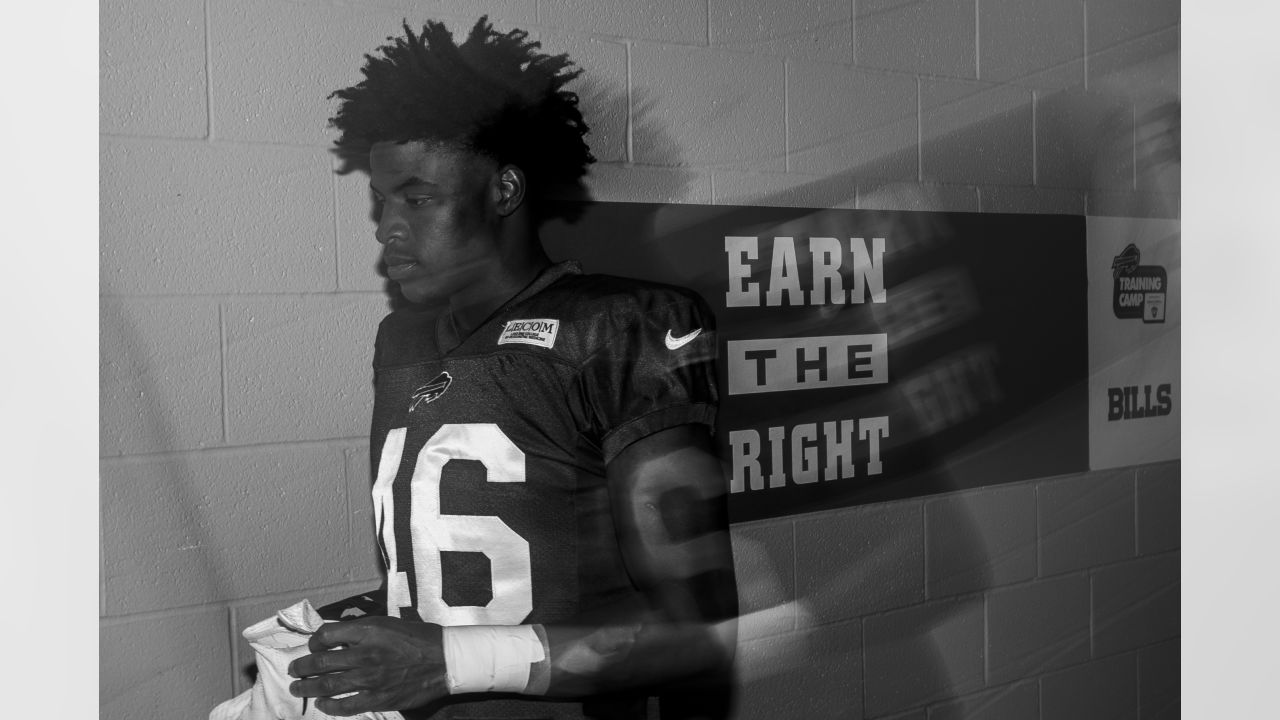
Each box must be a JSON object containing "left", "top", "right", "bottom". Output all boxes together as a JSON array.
[{"left": 442, "top": 624, "right": 548, "bottom": 695}]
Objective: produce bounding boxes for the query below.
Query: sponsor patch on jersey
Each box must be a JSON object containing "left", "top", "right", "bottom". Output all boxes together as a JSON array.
[
  {"left": 498, "top": 318, "right": 560, "bottom": 348},
  {"left": 409, "top": 371, "right": 452, "bottom": 412}
]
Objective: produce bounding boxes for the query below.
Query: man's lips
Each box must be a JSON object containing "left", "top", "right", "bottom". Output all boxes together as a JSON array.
[{"left": 384, "top": 257, "right": 418, "bottom": 280}]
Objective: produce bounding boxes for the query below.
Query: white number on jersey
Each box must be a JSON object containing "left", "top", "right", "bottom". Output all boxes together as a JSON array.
[{"left": 372, "top": 423, "right": 533, "bottom": 625}]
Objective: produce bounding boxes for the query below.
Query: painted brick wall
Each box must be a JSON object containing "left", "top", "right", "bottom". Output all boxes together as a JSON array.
[{"left": 99, "top": 1, "right": 1180, "bottom": 718}]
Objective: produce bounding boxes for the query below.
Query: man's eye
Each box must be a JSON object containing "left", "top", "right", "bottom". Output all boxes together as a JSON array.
[{"left": 406, "top": 196, "right": 431, "bottom": 207}]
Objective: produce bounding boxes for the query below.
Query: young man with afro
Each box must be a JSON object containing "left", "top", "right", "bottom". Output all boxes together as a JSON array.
[{"left": 284, "top": 17, "right": 738, "bottom": 720}]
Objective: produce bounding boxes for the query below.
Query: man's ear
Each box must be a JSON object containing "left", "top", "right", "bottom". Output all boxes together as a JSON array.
[{"left": 493, "top": 165, "right": 526, "bottom": 217}]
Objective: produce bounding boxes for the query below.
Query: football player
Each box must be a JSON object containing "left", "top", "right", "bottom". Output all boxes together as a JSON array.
[{"left": 286, "top": 17, "right": 738, "bottom": 720}]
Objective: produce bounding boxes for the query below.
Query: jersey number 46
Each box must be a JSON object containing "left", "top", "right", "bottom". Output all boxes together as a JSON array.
[{"left": 372, "top": 423, "right": 533, "bottom": 625}]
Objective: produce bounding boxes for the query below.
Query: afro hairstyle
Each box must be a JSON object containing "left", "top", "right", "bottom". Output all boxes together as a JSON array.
[{"left": 328, "top": 17, "right": 595, "bottom": 222}]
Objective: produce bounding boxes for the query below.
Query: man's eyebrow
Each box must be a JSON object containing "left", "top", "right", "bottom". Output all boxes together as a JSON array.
[{"left": 369, "top": 176, "right": 437, "bottom": 194}]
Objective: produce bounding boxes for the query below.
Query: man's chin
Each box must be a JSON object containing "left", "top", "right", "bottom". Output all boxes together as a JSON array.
[{"left": 397, "top": 282, "right": 447, "bottom": 307}]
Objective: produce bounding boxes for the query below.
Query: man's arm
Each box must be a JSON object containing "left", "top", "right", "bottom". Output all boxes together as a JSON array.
[
  {"left": 287, "top": 423, "right": 738, "bottom": 715},
  {"left": 543, "top": 423, "right": 737, "bottom": 695}
]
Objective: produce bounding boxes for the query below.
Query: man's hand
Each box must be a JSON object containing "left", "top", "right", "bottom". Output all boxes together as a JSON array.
[{"left": 288, "top": 616, "right": 448, "bottom": 716}]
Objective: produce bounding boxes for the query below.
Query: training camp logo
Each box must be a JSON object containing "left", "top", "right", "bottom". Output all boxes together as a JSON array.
[
  {"left": 409, "top": 372, "right": 452, "bottom": 413},
  {"left": 1110, "top": 243, "right": 1167, "bottom": 323}
]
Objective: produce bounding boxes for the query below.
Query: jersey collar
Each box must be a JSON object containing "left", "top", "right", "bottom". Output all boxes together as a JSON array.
[{"left": 436, "top": 261, "right": 582, "bottom": 354}]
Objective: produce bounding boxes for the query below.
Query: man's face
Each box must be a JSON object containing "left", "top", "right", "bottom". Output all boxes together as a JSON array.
[{"left": 369, "top": 140, "right": 501, "bottom": 305}]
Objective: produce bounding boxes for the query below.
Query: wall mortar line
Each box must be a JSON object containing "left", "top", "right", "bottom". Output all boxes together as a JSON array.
[
  {"left": 203, "top": 0, "right": 214, "bottom": 140},
  {"left": 218, "top": 303, "right": 229, "bottom": 444}
]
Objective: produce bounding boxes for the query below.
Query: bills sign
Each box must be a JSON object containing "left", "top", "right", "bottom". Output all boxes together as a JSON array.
[
  {"left": 544, "top": 203, "right": 1090, "bottom": 522},
  {"left": 1087, "top": 217, "right": 1180, "bottom": 469}
]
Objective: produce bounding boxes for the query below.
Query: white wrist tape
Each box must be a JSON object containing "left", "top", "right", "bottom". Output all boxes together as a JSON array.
[{"left": 442, "top": 624, "right": 547, "bottom": 695}]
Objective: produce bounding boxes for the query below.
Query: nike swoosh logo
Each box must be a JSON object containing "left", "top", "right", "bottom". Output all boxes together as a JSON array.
[{"left": 665, "top": 328, "right": 702, "bottom": 350}]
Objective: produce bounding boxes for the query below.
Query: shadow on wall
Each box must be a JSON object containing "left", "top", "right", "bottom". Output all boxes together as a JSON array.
[{"left": 100, "top": 286, "right": 233, "bottom": 708}]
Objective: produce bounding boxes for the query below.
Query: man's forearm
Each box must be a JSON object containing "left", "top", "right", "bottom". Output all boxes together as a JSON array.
[{"left": 537, "top": 615, "right": 735, "bottom": 698}]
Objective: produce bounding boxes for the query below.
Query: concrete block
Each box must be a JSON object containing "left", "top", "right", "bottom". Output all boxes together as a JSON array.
[
  {"left": 229, "top": 584, "right": 381, "bottom": 694},
  {"left": 538, "top": 0, "right": 707, "bottom": 44},
  {"left": 1041, "top": 653, "right": 1138, "bottom": 720},
  {"left": 979, "top": 0, "right": 1085, "bottom": 89},
  {"left": 921, "top": 79, "right": 1034, "bottom": 186},
  {"left": 858, "top": 182, "right": 981, "bottom": 212},
  {"left": 713, "top": 171, "right": 858, "bottom": 209},
  {"left": 325, "top": 0, "right": 537, "bottom": 26},
  {"left": 1036, "top": 88, "right": 1135, "bottom": 191},
  {"left": 583, "top": 163, "right": 714, "bottom": 204},
  {"left": 735, "top": 620, "right": 862, "bottom": 720},
  {"left": 980, "top": 186, "right": 1086, "bottom": 215},
  {"left": 856, "top": 0, "right": 977, "bottom": 78},
  {"left": 100, "top": 607, "right": 232, "bottom": 720},
  {"left": 345, "top": 444, "right": 384, "bottom": 583},
  {"left": 795, "top": 501, "right": 924, "bottom": 624},
  {"left": 1087, "top": 190, "right": 1179, "bottom": 220},
  {"left": 1133, "top": 97, "right": 1180, "bottom": 199},
  {"left": 1086, "top": 0, "right": 1180, "bottom": 58},
  {"left": 100, "top": 139, "right": 336, "bottom": 294},
  {"left": 926, "top": 484, "right": 1037, "bottom": 598},
  {"left": 986, "top": 574, "right": 1090, "bottom": 684},
  {"left": 334, "top": 163, "right": 386, "bottom": 293},
  {"left": 1089, "top": 27, "right": 1179, "bottom": 101},
  {"left": 101, "top": 518, "right": 108, "bottom": 617},
  {"left": 538, "top": 33, "right": 629, "bottom": 163},
  {"left": 788, "top": 62, "right": 918, "bottom": 181},
  {"left": 100, "top": 0, "right": 207, "bottom": 138},
  {"left": 1092, "top": 553, "right": 1179, "bottom": 656},
  {"left": 1138, "top": 639, "right": 1179, "bottom": 720},
  {"left": 222, "top": 294, "right": 388, "bottom": 444},
  {"left": 710, "top": 0, "right": 853, "bottom": 64},
  {"left": 101, "top": 445, "right": 352, "bottom": 614},
  {"left": 864, "top": 596, "right": 985, "bottom": 716},
  {"left": 1136, "top": 461, "right": 1179, "bottom": 554},
  {"left": 878, "top": 711, "right": 927, "bottom": 720},
  {"left": 100, "top": 298, "right": 223, "bottom": 456},
  {"left": 1038, "top": 469, "right": 1135, "bottom": 576},
  {"left": 631, "top": 43, "right": 785, "bottom": 170},
  {"left": 211, "top": 1, "right": 516, "bottom": 144},
  {"left": 927, "top": 681, "right": 1038, "bottom": 720},
  {"left": 730, "top": 520, "right": 796, "bottom": 640}
]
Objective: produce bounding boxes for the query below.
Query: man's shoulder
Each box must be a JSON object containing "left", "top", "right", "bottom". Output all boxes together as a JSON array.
[
  {"left": 536, "top": 271, "right": 711, "bottom": 322},
  {"left": 377, "top": 304, "right": 440, "bottom": 332},
  {"left": 373, "top": 305, "right": 441, "bottom": 366},
  {"left": 508, "top": 271, "right": 714, "bottom": 368}
]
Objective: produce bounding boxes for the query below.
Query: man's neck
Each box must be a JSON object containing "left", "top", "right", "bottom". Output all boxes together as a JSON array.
[{"left": 442, "top": 240, "right": 552, "bottom": 350}]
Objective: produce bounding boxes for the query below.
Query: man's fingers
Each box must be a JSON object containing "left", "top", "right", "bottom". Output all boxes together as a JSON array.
[
  {"left": 289, "top": 666, "right": 377, "bottom": 699},
  {"left": 289, "top": 647, "right": 361, "bottom": 679},
  {"left": 314, "top": 690, "right": 384, "bottom": 717},
  {"left": 308, "top": 619, "right": 374, "bottom": 652}
]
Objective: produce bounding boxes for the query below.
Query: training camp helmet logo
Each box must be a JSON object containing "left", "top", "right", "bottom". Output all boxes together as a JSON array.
[
  {"left": 409, "top": 371, "right": 452, "bottom": 413},
  {"left": 1110, "top": 243, "right": 1167, "bottom": 324}
]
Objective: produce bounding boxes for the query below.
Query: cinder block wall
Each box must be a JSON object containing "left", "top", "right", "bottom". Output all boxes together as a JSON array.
[{"left": 99, "top": 1, "right": 1180, "bottom": 718}]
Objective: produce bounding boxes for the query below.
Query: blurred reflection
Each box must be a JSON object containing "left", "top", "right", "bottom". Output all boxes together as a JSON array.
[{"left": 541, "top": 45, "right": 1178, "bottom": 719}]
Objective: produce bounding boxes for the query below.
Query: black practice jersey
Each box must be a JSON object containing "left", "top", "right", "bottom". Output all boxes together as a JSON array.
[{"left": 368, "top": 262, "right": 718, "bottom": 720}]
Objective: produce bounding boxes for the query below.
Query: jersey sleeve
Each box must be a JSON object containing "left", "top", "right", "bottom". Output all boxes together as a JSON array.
[{"left": 576, "top": 289, "right": 719, "bottom": 464}]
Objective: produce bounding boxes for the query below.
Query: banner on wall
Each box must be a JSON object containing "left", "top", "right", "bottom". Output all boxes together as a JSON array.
[
  {"left": 1087, "top": 217, "right": 1181, "bottom": 470},
  {"left": 545, "top": 202, "right": 1091, "bottom": 523}
]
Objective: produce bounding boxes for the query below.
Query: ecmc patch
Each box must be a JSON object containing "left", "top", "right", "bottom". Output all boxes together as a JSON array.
[
  {"left": 1110, "top": 243, "right": 1167, "bottom": 323},
  {"left": 498, "top": 318, "right": 560, "bottom": 348}
]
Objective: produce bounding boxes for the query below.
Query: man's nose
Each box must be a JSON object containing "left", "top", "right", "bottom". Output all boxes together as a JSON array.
[{"left": 375, "top": 213, "right": 404, "bottom": 246}]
